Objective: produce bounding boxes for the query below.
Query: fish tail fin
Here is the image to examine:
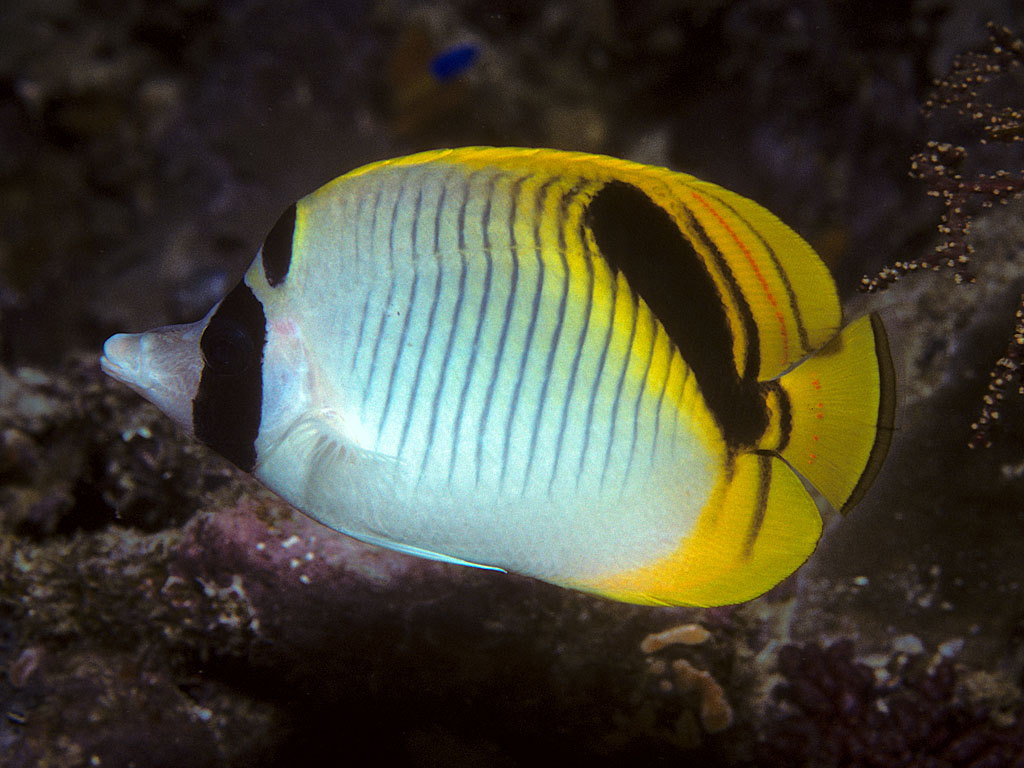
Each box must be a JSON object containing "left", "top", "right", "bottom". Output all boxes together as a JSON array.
[{"left": 769, "top": 312, "right": 895, "bottom": 513}]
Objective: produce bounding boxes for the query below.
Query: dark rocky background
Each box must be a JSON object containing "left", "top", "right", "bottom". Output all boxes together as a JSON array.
[{"left": 2, "top": 1, "right": 1024, "bottom": 766}]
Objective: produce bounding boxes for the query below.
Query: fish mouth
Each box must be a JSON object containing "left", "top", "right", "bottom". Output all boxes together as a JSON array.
[{"left": 101, "top": 333, "right": 143, "bottom": 386}]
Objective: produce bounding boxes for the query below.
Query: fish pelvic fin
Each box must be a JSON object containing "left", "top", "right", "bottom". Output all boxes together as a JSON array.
[{"left": 766, "top": 312, "right": 896, "bottom": 514}]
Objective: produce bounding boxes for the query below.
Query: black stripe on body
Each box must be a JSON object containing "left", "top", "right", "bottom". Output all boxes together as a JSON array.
[
  {"left": 360, "top": 185, "right": 392, "bottom": 410},
  {"left": 625, "top": 308, "right": 657, "bottom": 482},
  {"left": 261, "top": 203, "right": 295, "bottom": 287},
  {"left": 585, "top": 181, "right": 767, "bottom": 449},
  {"left": 648, "top": 325, "right": 672, "bottom": 468},
  {"left": 348, "top": 189, "right": 376, "bottom": 374},
  {"left": 193, "top": 282, "right": 267, "bottom": 471},
  {"left": 761, "top": 380, "right": 792, "bottom": 454}
]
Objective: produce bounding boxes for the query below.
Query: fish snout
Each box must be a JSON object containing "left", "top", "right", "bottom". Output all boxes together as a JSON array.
[{"left": 100, "top": 322, "right": 207, "bottom": 432}]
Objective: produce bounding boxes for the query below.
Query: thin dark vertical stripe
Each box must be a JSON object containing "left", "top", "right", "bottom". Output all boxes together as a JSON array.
[
  {"left": 419, "top": 175, "right": 471, "bottom": 482},
  {"left": 623, "top": 307, "right": 657, "bottom": 483},
  {"left": 742, "top": 454, "right": 773, "bottom": 558},
  {"left": 523, "top": 186, "right": 572, "bottom": 492},
  {"left": 402, "top": 176, "right": 451, "bottom": 464},
  {"left": 600, "top": 287, "right": 639, "bottom": 488},
  {"left": 348, "top": 189, "right": 375, "bottom": 374},
  {"left": 350, "top": 294, "right": 372, "bottom": 374},
  {"left": 433, "top": 179, "right": 447, "bottom": 253},
  {"left": 402, "top": 252, "right": 443, "bottom": 464},
  {"left": 500, "top": 178, "right": 553, "bottom": 489},
  {"left": 703, "top": 189, "right": 811, "bottom": 355},
  {"left": 361, "top": 183, "right": 401, "bottom": 411},
  {"left": 475, "top": 175, "right": 524, "bottom": 485},
  {"left": 551, "top": 218, "right": 595, "bottom": 492},
  {"left": 667, "top": 364, "right": 688, "bottom": 453},
  {"left": 379, "top": 185, "right": 423, "bottom": 451},
  {"left": 577, "top": 264, "right": 617, "bottom": 487},
  {"left": 449, "top": 173, "right": 497, "bottom": 483},
  {"left": 648, "top": 324, "right": 672, "bottom": 468}
]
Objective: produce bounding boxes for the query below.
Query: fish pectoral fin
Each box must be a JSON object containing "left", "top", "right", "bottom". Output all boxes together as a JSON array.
[
  {"left": 262, "top": 412, "right": 505, "bottom": 573},
  {"left": 356, "top": 532, "right": 508, "bottom": 572},
  {"left": 256, "top": 409, "right": 396, "bottom": 510}
]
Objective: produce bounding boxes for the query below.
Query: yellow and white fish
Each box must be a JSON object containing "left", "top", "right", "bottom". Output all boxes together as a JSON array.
[{"left": 101, "top": 148, "right": 894, "bottom": 606}]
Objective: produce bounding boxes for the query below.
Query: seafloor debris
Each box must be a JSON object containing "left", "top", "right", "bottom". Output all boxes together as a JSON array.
[
  {"left": 640, "top": 622, "right": 713, "bottom": 654},
  {"left": 671, "top": 657, "right": 734, "bottom": 734},
  {"left": 859, "top": 23, "right": 1024, "bottom": 449}
]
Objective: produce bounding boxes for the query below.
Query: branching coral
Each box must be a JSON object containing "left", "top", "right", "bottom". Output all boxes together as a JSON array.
[{"left": 859, "top": 23, "right": 1024, "bottom": 449}]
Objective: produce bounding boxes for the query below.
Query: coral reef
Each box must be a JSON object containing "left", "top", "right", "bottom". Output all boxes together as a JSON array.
[{"left": 759, "top": 640, "right": 1024, "bottom": 768}]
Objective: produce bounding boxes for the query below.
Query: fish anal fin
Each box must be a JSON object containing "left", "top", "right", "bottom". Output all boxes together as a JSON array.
[{"left": 579, "top": 454, "right": 821, "bottom": 606}]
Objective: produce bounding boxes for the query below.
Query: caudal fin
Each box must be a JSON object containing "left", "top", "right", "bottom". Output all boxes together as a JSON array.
[{"left": 775, "top": 313, "right": 895, "bottom": 513}]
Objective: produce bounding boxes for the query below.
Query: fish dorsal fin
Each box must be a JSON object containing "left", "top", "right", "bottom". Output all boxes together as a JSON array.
[{"left": 680, "top": 179, "right": 842, "bottom": 378}]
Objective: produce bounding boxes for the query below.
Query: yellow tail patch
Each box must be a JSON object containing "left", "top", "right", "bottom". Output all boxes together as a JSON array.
[
  {"left": 581, "top": 453, "right": 822, "bottom": 607},
  {"left": 776, "top": 312, "right": 895, "bottom": 513},
  {"left": 580, "top": 313, "right": 894, "bottom": 607}
]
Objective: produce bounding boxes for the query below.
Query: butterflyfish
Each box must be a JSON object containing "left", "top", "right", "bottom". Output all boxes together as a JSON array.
[{"left": 101, "top": 148, "right": 895, "bottom": 606}]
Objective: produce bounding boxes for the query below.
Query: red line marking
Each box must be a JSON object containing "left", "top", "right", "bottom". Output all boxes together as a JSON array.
[{"left": 689, "top": 190, "right": 790, "bottom": 363}]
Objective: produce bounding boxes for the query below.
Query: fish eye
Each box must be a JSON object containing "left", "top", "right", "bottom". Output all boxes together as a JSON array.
[{"left": 201, "top": 322, "right": 255, "bottom": 376}]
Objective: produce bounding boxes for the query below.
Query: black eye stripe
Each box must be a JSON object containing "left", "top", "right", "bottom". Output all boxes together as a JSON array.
[
  {"left": 262, "top": 203, "right": 296, "bottom": 287},
  {"left": 193, "top": 282, "right": 267, "bottom": 471}
]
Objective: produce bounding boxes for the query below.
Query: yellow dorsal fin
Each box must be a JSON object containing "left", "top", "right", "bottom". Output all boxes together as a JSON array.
[{"left": 675, "top": 180, "right": 842, "bottom": 381}]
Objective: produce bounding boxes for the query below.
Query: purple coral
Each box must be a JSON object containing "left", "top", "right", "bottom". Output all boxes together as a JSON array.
[{"left": 758, "top": 640, "right": 1024, "bottom": 768}]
